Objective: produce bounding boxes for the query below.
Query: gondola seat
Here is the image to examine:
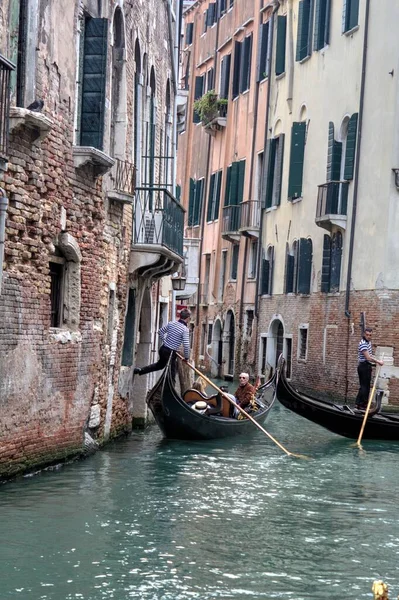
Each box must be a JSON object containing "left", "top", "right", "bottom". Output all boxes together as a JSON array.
[{"left": 182, "top": 389, "right": 229, "bottom": 417}]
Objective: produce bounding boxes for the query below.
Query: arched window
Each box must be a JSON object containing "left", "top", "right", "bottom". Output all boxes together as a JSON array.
[
  {"left": 110, "top": 7, "right": 126, "bottom": 158},
  {"left": 133, "top": 39, "right": 142, "bottom": 180},
  {"left": 261, "top": 245, "right": 274, "bottom": 295},
  {"left": 49, "top": 234, "right": 82, "bottom": 330},
  {"left": 285, "top": 238, "right": 312, "bottom": 294}
]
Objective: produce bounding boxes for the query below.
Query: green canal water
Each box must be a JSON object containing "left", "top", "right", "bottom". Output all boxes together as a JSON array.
[{"left": 1, "top": 404, "right": 399, "bottom": 600}]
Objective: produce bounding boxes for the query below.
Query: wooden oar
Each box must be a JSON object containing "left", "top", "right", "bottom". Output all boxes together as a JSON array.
[
  {"left": 177, "top": 354, "right": 308, "bottom": 459},
  {"left": 356, "top": 357, "right": 384, "bottom": 448}
]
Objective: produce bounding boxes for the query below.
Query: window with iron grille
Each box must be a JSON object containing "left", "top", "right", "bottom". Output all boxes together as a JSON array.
[{"left": 298, "top": 326, "right": 308, "bottom": 360}]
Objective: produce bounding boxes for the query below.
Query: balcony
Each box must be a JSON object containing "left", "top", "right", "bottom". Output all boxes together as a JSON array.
[
  {"left": 239, "top": 200, "right": 261, "bottom": 238},
  {"left": 106, "top": 158, "right": 136, "bottom": 203},
  {"left": 203, "top": 103, "right": 228, "bottom": 136},
  {"left": 195, "top": 91, "right": 228, "bottom": 137},
  {"left": 222, "top": 204, "right": 241, "bottom": 242},
  {"left": 0, "top": 54, "right": 15, "bottom": 168},
  {"left": 130, "top": 186, "right": 185, "bottom": 277},
  {"left": 315, "top": 181, "right": 349, "bottom": 232}
]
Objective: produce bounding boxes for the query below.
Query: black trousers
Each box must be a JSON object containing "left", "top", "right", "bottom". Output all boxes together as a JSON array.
[
  {"left": 355, "top": 362, "right": 372, "bottom": 406},
  {"left": 139, "top": 345, "right": 177, "bottom": 380}
]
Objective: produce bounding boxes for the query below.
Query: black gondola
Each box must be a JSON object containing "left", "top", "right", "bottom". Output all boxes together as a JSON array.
[
  {"left": 276, "top": 357, "right": 399, "bottom": 440},
  {"left": 146, "top": 362, "right": 276, "bottom": 441}
]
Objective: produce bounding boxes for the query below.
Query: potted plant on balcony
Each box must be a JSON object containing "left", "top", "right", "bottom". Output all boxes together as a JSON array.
[{"left": 194, "top": 90, "right": 228, "bottom": 126}]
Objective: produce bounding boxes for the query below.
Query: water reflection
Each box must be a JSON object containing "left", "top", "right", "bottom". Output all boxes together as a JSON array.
[{"left": 0, "top": 408, "right": 399, "bottom": 599}]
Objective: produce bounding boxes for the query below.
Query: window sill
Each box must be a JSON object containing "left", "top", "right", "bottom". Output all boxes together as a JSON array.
[
  {"left": 242, "top": 89, "right": 250, "bottom": 96},
  {"left": 299, "top": 55, "right": 311, "bottom": 65},
  {"left": 9, "top": 107, "right": 54, "bottom": 142},
  {"left": 298, "top": 293, "right": 310, "bottom": 298},
  {"left": 265, "top": 205, "right": 278, "bottom": 213},
  {"left": 344, "top": 25, "right": 359, "bottom": 36},
  {"left": 297, "top": 357, "right": 307, "bottom": 363},
  {"left": 260, "top": 294, "right": 272, "bottom": 298},
  {"left": 276, "top": 72, "right": 286, "bottom": 80},
  {"left": 290, "top": 196, "right": 303, "bottom": 204},
  {"left": 327, "top": 292, "right": 340, "bottom": 297},
  {"left": 228, "top": 279, "right": 237, "bottom": 283},
  {"left": 73, "top": 146, "right": 115, "bottom": 177}
]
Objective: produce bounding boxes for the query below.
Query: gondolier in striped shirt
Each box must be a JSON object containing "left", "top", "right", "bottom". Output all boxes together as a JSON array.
[
  {"left": 134, "top": 309, "right": 191, "bottom": 382},
  {"left": 355, "top": 328, "right": 383, "bottom": 409}
]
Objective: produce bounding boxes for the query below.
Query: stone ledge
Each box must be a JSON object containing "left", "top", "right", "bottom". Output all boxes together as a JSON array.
[
  {"left": 72, "top": 146, "right": 114, "bottom": 177},
  {"left": 107, "top": 189, "right": 134, "bottom": 204},
  {"left": 9, "top": 106, "right": 53, "bottom": 141}
]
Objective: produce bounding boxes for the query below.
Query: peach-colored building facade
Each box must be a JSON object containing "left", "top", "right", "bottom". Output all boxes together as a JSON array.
[{"left": 177, "top": 0, "right": 272, "bottom": 380}]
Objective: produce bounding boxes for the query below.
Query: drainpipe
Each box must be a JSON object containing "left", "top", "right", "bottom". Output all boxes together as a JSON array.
[
  {"left": 255, "top": 1, "right": 279, "bottom": 318},
  {"left": 0, "top": 187, "right": 8, "bottom": 293},
  {"left": 344, "top": 0, "right": 371, "bottom": 399},
  {"left": 344, "top": 0, "right": 371, "bottom": 319}
]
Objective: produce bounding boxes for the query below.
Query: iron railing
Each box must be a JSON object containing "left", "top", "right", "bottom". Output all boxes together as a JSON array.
[
  {"left": 133, "top": 187, "right": 185, "bottom": 257},
  {"left": 316, "top": 181, "right": 349, "bottom": 218},
  {"left": 0, "top": 55, "right": 15, "bottom": 160},
  {"left": 222, "top": 204, "right": 242, "bottom": 234},
  {"left": 110, "top": 158, "right": 136, "bottom": 196},
  {"left": 240, "top": 200, "right": 261, "bottom": 230}
]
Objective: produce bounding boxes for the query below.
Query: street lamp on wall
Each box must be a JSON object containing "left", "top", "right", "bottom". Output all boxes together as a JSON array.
[{"left": 171, "top": 274, "right": 187, "bottom": 291}]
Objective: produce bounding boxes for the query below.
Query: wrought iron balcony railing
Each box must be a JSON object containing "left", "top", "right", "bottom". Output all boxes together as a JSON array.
[
  {"left": 0, "top": 55, "right": 15, "bottom": 160},
  {"left": 316, "top": 181, "right": 349, "bottom": 218},
  {"left": 133, "top": 187, "right": 185, "bottom": 258},
  {"left": 240, "top": 200, "right": 261, "bottom": 234},
  {"left": 222, "top": 204, "right": 242, "bottom": 235},
  {"left": 110, "top": 158, "right": 136, "bottom": 196}
]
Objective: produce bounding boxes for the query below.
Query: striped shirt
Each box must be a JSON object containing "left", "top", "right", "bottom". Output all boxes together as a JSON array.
[
  {"left": 358, "top": 338, "right": 372, "bottom": 363},
  {"left": 158, "top": 320, "right": 190, "bottom": 359}
]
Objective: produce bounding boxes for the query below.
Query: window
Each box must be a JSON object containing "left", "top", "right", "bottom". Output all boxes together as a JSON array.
[
  {"left": 246, "top": 310, "right": 254, "bottom": 337},
  {"left": 220, "top": 54, "right": 231, "bottom": 99},
  {"left": 232, "top": 40, "right": 242, "bottom": 99},
  {"left": 203, "top": 254, "right": 211, "bottom": 303},
  {"left": 201, "top": 323, "right": 207, "bottom": 356},
  {"left": 106, "top": 289, "right": 116, "bottom": 347},
  {"left": 257, "top": 22, "right": 270, "bottom": 81},
  {"left": 15, "top": 0, "right": 28, "bottom": 107},
  {"left": 260, "top": 336, "right": 267, "bottom": 375},
  {"left": 207, "top": 3, "right": 217, "bottom": 27},
  {"left": 185, "top": 22, "right": 194, "bottom": 45},
  {"left": 239, "top": 34, "right": 253, "bottom": 93},
  {"left": 50, "top": 260, "right": 65, "bottom": 328},
  {"left": 342, "top": 114, "right": 358, "bottom": 181},
  {"left": 49, "top": 234, "right": 82, "bottom": 331},
  {"left": 224, "top": 160, "right": 245, "bottom": 206},
  {"left": 288, "top": 121, "right": 307, "bottom": 200},
  {"left": 342, "top": 0, "right": 359, "bottom": 33},
  {"left": 261, "top": 246, "right": 274, "bottom": 295},
  {"left": 207, "top": 170, "right": 222, "bottom": 222},
  {"left": 79, "top": 17, "right": 108, "bottom": 150},
  {"left": 298, "top": 326, "right": 308, "bottom": 360},
  {"left": 321, "top": 232, "right": 343, "bottom": 293},
  {"left": 285, "top": 238, "right": 312, "bottom": 294},
  {"left": 296, "top": 0, "right": 312, "bottom": 62},
  {"left": 314, "top": 0, "right": 331, "bottom": 50},
  {"left": 230, "top": 244, "right": 239, "bottom": 280},
  {"left": 188, "top": 178, "right": 204, "bottom": 226},
  {"left": 248, "top": 240, "right": 258, "bottom": 279},
  {"left": 327, "top": 121, "right": 342, "bottom": 181},
  {"left": 207, "top": 68, "right": 214, "bottom": 92},
  {"left": 219, "top": 250, "right": 227, "bottom": 301},
  {"left": 122, "top": 288, "right": 136, "bottom": 366},
  {"left": 219, "top": 0, "right": 228, "bottom": 17},
  {"left": 264, "top": 135, "right": 285, "bottom": 208},
  {"left": 275, "top": 15, "right": 287, "bottom": 76},
  {"left": 208, "top": 323, "right": 213, "bottom": 345},
  {"left": 286, "top": 338, "right": 292, "bottom": 378},
  {"left": 193, "top": 75, "right": 205, "bottom": 123},
  {"left": 203, "top": 10, "right": 208, "bottom": 34}
]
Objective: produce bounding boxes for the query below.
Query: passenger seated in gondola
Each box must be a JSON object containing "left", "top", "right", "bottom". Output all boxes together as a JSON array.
[
  {"left": 234, "top": 373, "right": 257, "bottom": 418},
  {"left": 183, "top": 377, "right": 224, "bottom": 416}
]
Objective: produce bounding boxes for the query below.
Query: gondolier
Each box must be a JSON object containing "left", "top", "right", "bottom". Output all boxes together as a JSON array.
[
  {"left": 134, "top": 309, "right": 191, "bottom": 382},
  {"left": 355, "top": 328, "right": 383, "bottom": 410}
]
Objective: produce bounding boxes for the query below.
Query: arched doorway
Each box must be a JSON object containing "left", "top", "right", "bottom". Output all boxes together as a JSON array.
[
  {"left": 266, "top": 318, "right": 285, "bottom": 372},
  {"left": 224, "top": 311, "right": 235, "bottom": 377},
  {"left": 211, "top": 318, "right": 223, "bottom": 377},
  {"left": 132, "top": 287, "right": 152, "bottom": 419}
]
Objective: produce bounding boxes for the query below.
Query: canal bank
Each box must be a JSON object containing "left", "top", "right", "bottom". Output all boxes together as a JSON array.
[{"left": 1, "top": 406, "right": 399, "bottom": 599}]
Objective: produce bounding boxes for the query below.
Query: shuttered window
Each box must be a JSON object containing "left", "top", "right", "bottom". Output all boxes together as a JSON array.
[
  {"left": 207, "top": 170, "right": 222, "bottom": 221},
  {"left": 218, "top": 0, "right": 227, "bottom": 17},
  {"left": 321, "top": 232, "right": 342, "bottom": 292},
  {"left": 344, "top": 113, "right": 358, "bottom": 181},
  {"left": 80, "top": 17, "right": 108, "bottom": 150},
  {"left": 261, "top": 246, "right": 274, "bottom": 295},
  {"left": 298, "top": 238, "right": 312, "bottom": 294},
  {"left": 220, "top": 54, "right": 231, "bottom": 99},
  {"left": 193, "top": 75, "right": 204, "bottom": 123},
  {"left": 296, "top": 0, "right": 311, "bottom": 62},
  {"left": 275, "top": 15, "right": 287, "bottom": 76},
  {"left": 185, "top": 22, "right": 194, "bottom": 45},
  {"left": 193, "top": 178, "right": 204, "bottom": 226},
  {"left": 342, "top": 0, "right": 359, "bottom": 33},
  {"left": 264, "top": 135, "right": 285, "bottom": 209},
  {"left": 122, "top": 289, "right": 136, "bottom": 367},
  {"left": 232, "top": 41, "right": 242, "bottom": 99},
  {"left": 321, "top": 235, "right": 331, "bottom": 292},
  {"left": 224, "top": 161, "right": 245, "bottom": 207},
  {"left": 188, "top": 178, "right": 196, "bottom": 226},
  {"left": 207, "top": 67, "right": 214, "bottom": 91},
  {"left": 314, "top": 0, "right": 331, "bottom": 50},
  {"left": 224, "top": 165, "right": 232, "bottom": 206},
  {"left": 239, "top": 34, "right": 252, "bottom": 93},
  {"left": 231, "top": 244, "right": 239, "bottom": 280},
  {"left": 207, "top": 3, "right": 217, "bottom": 26},
  {"left": 257, "top": 22, "right": 270, "bottom": 82},
  {"left": 288, "top": 122, "right": 306, "bottom": 199},
  {"left": 285, "top": 246, "right": 295, "bottom": 294},
  {"left": 326, "top": 122, "right": 342, "bottom": 182},
  {"left": 203, "top": 10, "right": 208, "bottom": 34}
]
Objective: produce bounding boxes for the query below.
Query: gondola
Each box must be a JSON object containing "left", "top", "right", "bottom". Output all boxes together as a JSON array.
[
  {"left": 146, "top": 362, "right": 276, "bottom": 441},
  {"left": 276, "top": 356, "right": 399, "bottom": 440}
]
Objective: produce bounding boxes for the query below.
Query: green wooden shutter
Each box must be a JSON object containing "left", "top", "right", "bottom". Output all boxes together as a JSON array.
[
  {"left": 275, "top": 16, "right": 287, "bottom": 75},
  {"left": 207, "top": 174, "right": 216, "bottom": 221},
  {"left": 264, "top": 138, "right": 276, "bottom": 209},
  {"left": 348, "top": 0, "right": 359, "bottom": 31},
  {"left": 237, "top": 160, "right": 246, "bottom": 203},
  {"left": 194, "top": 179, "right": 204, "bottom": 225},
  {"left": 274, "top": 134, "right": 285, "bottom": 206},
  {"left": 344, "top": 113, "right": 358, "bottom": 180},
  {"left": 298, "top": 238, "right": 312, "bottom": 294},
  {"left": 261, "top": 259, "right": 270, "bottom": 295},
  {"left": 220, "top": 54, "right": 231, "bottom": 99},
  {"left": 285, "top": 252, "right": 295, "bottom": 293},
  {"left": 229, "top": 161, "right": 240, "bottom": 205},
  {"left": 296, "top": 0, "right": 311, "bottom": 62},
  {"left": 288, "top": 122, "right": 306, "bottom": 199},
  {"left": 232, "top": 41, "right": 241, "bottom": 98},
  {"left": 213, "top": 170, "right": 222, "bottom": 220},
  {"left": 324, "top": 0, "right": 331, "bottom": 45},
  {"left": 321, "top": 234, "right": 331, "bottom": 293},
  {"left": 80, "top": 17, "right": 108, "bottom": 150},
  {"left": 175, "top": 184, "right": 181, "bottom": 202},
  {"left": 257, "top": 22, "right": 269, "bottom": 82},
  {"left": 224, "top": 165, "right": 232, "bottom": 205},
  {"left": 327, "top": 122, "right": 342, "bottom": 182},
  {"left": 314, "top": 0, "right": 328, "bottom": 50},
  {"left": 188, "top": 178, "right": 196, "bottom": 226},
  {"left": 231, "top": 244, "right": 239, "bottom": 279},
  {"left": 330, "top": 231, "right": 343, "bottom": 292},
  {"left": 185, "top": 22, "right": 194, "bottom": 45},
  {"left": 240, "top": 34, "right": 252, "bottom": 93},
  {"left": 269, "top": 246, "right": 274, "bottom": 295},
  {"left": 193, "top": 75, "right": 204, "bottom": 123}
]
